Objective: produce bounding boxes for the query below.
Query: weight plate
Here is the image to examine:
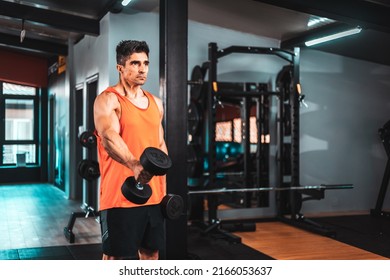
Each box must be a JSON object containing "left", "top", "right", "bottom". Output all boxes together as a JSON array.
[
  {"left": 121, "top": 176, "right": 152, "bottom": 204},
  {"left": 161, "top": 194, "right": 184, "bottom": 220},
  {"left": 190, "top": 65, "right": 204, "bottom": 101},
  {"left": 187, "top": 144, "right": 203, "bottom": 178},
  {"left": 188, "top": 101, "right": 202, "bottom": 136},
  {"left": 77, "top": 159, "right": 100, "bottom": 181},
  {"left": 276, "top": 65, "right": 294, "bottom": 101},
  {"left": 140, "top": 147, "right": 172, "bottom": 175},
  {"left": 79, "top": 131, "right": 97, "bottom": 149}
]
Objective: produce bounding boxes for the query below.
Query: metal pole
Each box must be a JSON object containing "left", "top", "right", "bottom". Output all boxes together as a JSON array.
[{"left": 159, "top": 0, "right": 188, "bottom": 260}]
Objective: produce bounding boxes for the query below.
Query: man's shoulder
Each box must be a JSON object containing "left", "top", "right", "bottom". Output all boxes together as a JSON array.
[
  {"left": 102, "top": 86, "right": 119, "bottom": 95},
  {"left": 99, "top": 87, "right": 123, "bottom": 99}
]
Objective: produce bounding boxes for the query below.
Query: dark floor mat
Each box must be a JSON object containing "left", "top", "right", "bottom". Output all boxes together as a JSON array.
[
  {"left": 187, "top": 226, "right": 274, "bottom": 260},
  {"left": 311, "top": 215, "right": 390, "bottom": 258},
  {"left": 0, "top": 229, "right": 273, "bottom": 260}
]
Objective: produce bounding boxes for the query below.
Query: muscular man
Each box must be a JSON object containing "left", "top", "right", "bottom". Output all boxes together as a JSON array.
[{"left": 94, "top": 40, "right": 167, "bottom": 260}]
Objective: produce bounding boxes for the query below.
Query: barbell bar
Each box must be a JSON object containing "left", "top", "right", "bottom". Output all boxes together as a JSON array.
[{"left": 188, "top": 184, "right": 353, "bottom": 195}]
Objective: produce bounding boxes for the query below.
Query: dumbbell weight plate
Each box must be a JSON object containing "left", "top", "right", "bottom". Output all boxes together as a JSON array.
[
  {"left": 79, "top": 131, "right": 97, "bottom": 149},
  {"left": 121, "top": 177, "right": 152, "bottom": 204},
  {"left": 161, "top": 194, "right": 184, "bottom": 220},
  {"left": 78, "top": 159, "right": 100, "bottom": 181},
  {"left": 190, "top": 65, "right": 204, "bottom": 101},
  {"left": 140, "top": 147, "right": 172, "bottom": 176}
]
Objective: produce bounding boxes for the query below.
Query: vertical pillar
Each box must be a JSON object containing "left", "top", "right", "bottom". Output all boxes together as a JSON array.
[
  {"left": 159, "top": 0, "right": 188, "bottom": 259},
  {"left": 206, "top": 43, "right": 218, "bottom": 223},
  {"left": 291, "top": 48, "right": 300, "bottom": 188},
  {"left": 242, "top": 96, "right": 251, "bottom": 207},
  {"left": 289, "top": 47, "right": 301, "bottom": 218},
  {"left": 67, "top": 38, "right": 77, "bottom": 200}
]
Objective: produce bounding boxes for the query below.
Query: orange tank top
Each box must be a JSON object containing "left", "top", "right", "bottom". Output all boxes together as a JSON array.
[{"left": 96, "top": 87, "right": 166, "bottom": 210}]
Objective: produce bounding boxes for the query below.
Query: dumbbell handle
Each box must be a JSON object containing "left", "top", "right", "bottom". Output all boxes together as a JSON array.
[
  {"left": 121, "top": 147, "right": 171, "bottom": 205},
  {"left": 135, "top": 181, "right": 146, "bottom": 191}
]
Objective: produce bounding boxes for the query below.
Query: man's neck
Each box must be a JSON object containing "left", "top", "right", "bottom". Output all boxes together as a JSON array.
[{"left": 116, "top": 82, "right": 143, "bottom": 99}]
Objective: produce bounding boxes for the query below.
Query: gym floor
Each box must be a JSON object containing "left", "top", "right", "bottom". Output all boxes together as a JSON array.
[
  {"left": 0, "top": 183, "right": 389, "bottom": 260},
  {"left": 0, "top": 183, "right": 101, "bottom": 251}
]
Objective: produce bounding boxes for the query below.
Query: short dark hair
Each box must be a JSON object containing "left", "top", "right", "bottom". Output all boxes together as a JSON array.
[{"left": 116, "top": 40, "right": 150, "bottom": 66}]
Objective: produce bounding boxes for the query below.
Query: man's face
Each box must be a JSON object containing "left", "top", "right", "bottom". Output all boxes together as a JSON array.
[{"left": 118, "top": 52, "right": 149, "bottom": 86}]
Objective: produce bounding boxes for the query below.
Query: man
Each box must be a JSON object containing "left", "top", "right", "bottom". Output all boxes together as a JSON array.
[{"left": 94, "top": 40, "right": 167, "bottom": 260}]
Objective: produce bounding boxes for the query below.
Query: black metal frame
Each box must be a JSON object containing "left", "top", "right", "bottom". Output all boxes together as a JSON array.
[
  {"left": 371, "top": 121, "right": 390, "bottom": 219},
  {"left": 189, "top": 43, "right": 343, "bottom": 238},
  {"left": 64, "top": 77, "right": 99, "bottom": 244},
  {"left": 160, "top": 0, "right": 188, "bottom": 259},
  {"left": 186, "top": 43, "right": 301, "bottom": 241},
  {"left": 0, "top": 82, "right": 40, "bottom": 167}
]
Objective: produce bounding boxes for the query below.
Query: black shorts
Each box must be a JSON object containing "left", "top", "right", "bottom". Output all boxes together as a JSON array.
[{"left": 100, "top": 205, "right": 165, "bottom": 259}]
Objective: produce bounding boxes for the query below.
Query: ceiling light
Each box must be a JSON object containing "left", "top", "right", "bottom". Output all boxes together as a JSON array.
[
  {"left": 121, "top": 0, "right": 132, "bottom": 6},
  {"left": 307, "top": 16, "right": 334, "bottom": 28},
  {"left": 304, "top": 27, "right": 362, "bottom": 47}
]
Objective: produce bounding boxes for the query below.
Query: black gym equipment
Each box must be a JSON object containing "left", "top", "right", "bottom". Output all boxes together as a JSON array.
[
  {"left": 186, "top": 43, "right": 353, "bottom": 242},
  {"left": 79, "top": 130, "right": 97, "bottom": 149},
  {"left": 187, "top": 101, "right": 203, "bottom": 137},
  {"left": 121, "top": 147, "right": 172, "bottom": 204},
  {"left": 187, "top": 44, "right": 303, "bottom": 241},
  {"left": 187, "top": 143, "right": 203, "bottom": 178},
  {"left": 120, "top": 147, "right": 184, "bottom": 220},
  {"left": 188, "top": 184, "right": 353, "bottom": 195},
  {"left": 189, "top": 65, "right": 206, "bottom": 101},
  {"left": 64, "top": 130, "right": 100, "bottom": 243},
  {"left": 161, "top": 194, "right": 184, "bottom": 220},
  {"left": 371, "top": 120, "right": 390, "bottom": 218},
  {"left": 77, "top": 159, "right": 100, "bottom": 181}
]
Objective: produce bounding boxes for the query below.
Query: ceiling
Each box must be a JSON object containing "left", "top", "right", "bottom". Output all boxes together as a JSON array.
[{"left": 0, "top": 0, "right": 390, "bottom": 66}]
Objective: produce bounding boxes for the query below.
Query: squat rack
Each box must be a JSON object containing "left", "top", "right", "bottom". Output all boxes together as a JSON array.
[
  {"left": 188, "top": 42, "right": 349, "bottom": 239},
  {"left": 203, "top": 43, "right": 301, "bottom": 219}
]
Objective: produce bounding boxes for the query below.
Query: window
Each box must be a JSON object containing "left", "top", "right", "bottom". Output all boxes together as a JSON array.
[
  {"left": 216, "top": 117, "right": 270, "bottom": 144},
  {"left": 0, "top": 82, "right": 39, "bottom": 166},
  {"left": 215, "top": 121, "right": 233, "bottom": 142}
]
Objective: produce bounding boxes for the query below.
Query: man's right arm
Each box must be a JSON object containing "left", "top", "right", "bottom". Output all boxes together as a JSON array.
[{"left": 93, "top": 91, "right": 140, "bottom": 174}]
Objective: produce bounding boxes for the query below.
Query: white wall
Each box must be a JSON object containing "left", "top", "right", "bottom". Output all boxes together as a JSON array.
[
  {"left": 108, "top": 11, "right": 160, "bottom": 96},
  {"left": 74, "top": 14, "right": 110, "bottom": 95},
  {"left": 300, "top": 49, "right": 390, "bottom": 214}
]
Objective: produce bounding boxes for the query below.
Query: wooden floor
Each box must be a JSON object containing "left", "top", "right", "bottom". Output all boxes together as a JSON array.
[
  {"left": 0, "top": 183, "right": 388, "bottom": 260},
  {"left": 235, "top": 222, "right": 388, "bottom": 260}
]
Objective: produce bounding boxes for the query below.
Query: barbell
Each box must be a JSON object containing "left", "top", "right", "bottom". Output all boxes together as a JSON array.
[{"left": 188, "top": 184, "right": 353, "bottom": 195}]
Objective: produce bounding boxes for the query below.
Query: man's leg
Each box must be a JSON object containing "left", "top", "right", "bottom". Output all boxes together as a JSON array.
[{"left": 139, "top": 248, "right": 159, "bottom": 260}]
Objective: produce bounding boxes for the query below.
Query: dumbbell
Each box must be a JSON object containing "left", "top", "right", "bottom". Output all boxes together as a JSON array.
[
  {"left": 79, "top": 131, "right": 96, "bottom": 149},
  {"left": 121, "top": 147, "right": 171, "bottom": 204},
  {"left": 121, "top": 148, "right": 184, "bottom": 220},
  {"left": 78, "top": 159, "right": 100, "bottom": 181},
  {"left": 160, "top": 194, "right": 184, "bottom": 220}
]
